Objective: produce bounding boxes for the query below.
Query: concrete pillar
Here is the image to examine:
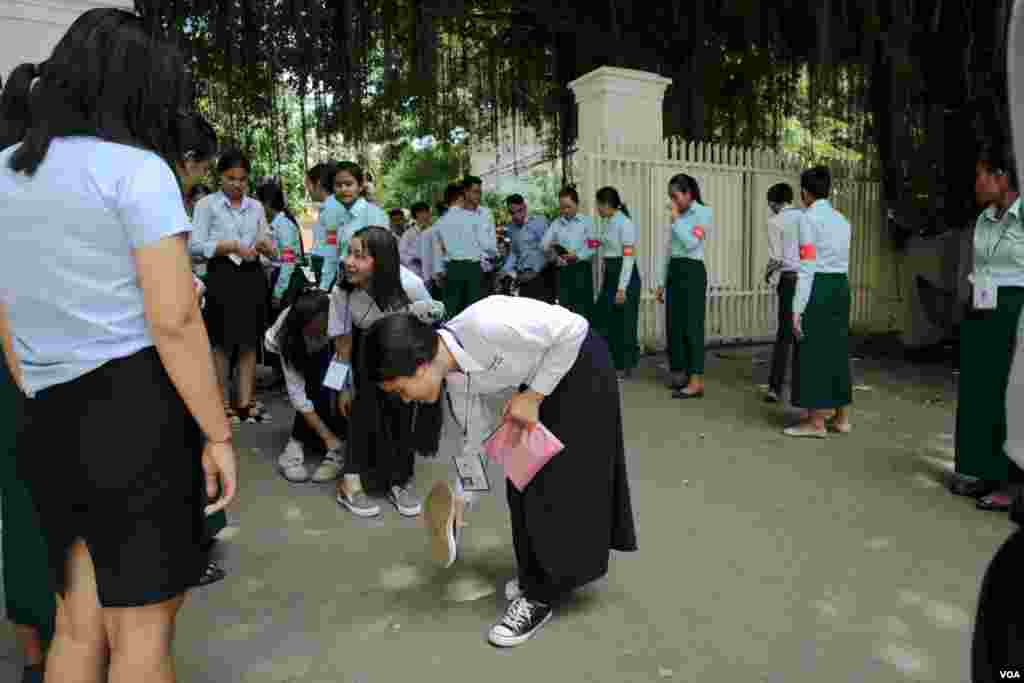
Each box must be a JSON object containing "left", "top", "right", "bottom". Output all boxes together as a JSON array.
[
  {"left": 568, "top": 66, "right": 672, "bottom": 152},
  {"left": 1, "top": 1, "right": 134, "bottom": 81}
]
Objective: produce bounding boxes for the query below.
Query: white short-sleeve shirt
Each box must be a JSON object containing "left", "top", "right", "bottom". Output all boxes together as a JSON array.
[{"left": 0, "top": 138, "right": 190, "bottom": 395}]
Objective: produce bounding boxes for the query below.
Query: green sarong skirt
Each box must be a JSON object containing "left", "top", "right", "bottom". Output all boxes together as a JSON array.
[
  {"left": 665, "top": 257, "right": 707, "bottom": 375},
  {"left": 444, "top": 260, "right": 483, "bottom": 320},
  {"left": 1, "top": 357, "right": 55, "bottom": 644},
  {"left": 557, "top": 259, "right": 595, "bottom": 320},
  {"left": 955, "top": 286, "right": 1024, "bottom": 483},
  {"left": 792, "top": 273, "right": 852, "bottom": 410},
  {"left": 592, "top": 258, "right": 641, "bottom": 371}
]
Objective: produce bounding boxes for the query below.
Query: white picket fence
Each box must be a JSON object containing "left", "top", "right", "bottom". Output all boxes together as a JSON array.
[{"left": 572, "top": 138, "right": 900, "bottom": 351}]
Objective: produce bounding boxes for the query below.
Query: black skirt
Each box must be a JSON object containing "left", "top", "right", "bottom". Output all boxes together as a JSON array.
[
  {"left": 348, "top": 326, "right": 443, "bottom": 494},
  {"left": 203, "top": 256, "right": 269, "bottom": 350},
  {"left": 507, "top": 330, "right": 637, "bottom": 589},
  {"left": 17, "top": 348, "right": 204, "bottom": 607}
]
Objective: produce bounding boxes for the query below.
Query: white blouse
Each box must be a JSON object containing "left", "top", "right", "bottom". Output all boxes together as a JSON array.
[
  {"left": 327, "top": 266, "right": 435, "bottom": 338},
  {"left": 264, "top": 306, "right": 330, "bottom": 414}
]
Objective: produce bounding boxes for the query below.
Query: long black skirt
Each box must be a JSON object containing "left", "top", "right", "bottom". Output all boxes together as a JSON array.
[
  {"left": 348, "top": 327, "right": 443, "bottom": 494},
  {"left": 507, "top": 330, "right": 637, "bottom": 594},
  {"left": 203, "top": 256, "right": 268, "bottom": 350}
]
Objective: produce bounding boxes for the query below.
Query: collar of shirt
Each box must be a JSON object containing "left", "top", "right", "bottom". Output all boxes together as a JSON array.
[
  {"left": 809, "top": 199, "right": 833, "bottom": 213},
  {"left": 219, "top": 193, "right": 259, "bottom": 213},
  {"left": 438, "top": 328, "right": 485, "bottom": 374},
  {"left": 982, "top": 196, "right": 1023, "bottom": 223}
]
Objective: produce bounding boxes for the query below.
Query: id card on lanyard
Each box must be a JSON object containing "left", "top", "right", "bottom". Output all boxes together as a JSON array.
[
  {"left": 974, "top": 218, "right": 1014, "bottom": 311},
  {"left": 446, "top": 378, "right": 491, "bottom": 492}
]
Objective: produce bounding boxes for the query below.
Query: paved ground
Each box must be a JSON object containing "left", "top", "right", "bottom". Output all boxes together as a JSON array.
[{"left": 1, "top": 343, "right": 1012, "bottom": 682}]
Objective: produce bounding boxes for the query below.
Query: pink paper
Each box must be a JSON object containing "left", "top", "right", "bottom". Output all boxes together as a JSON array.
[{"left": 483, "top": 421, "right": 565, "bottom": 492}]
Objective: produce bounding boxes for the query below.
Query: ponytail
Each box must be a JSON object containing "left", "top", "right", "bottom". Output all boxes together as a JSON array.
[
  {"left": 596, "top": 186, "right": 630, "bottom": 217},
  {"left": 668, "top": 173, "right": 706, "bottom": 207},
  {"left": 0, "top": 63, "right": 39, "bottom": 150}
]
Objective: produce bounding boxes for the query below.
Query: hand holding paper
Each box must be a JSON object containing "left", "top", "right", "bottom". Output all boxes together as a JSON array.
[{"left": 483, "top": 421, "right": 564, "bottom": 492}]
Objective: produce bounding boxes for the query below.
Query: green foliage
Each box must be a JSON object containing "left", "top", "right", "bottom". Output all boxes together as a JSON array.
[{"left": 378, "top": 143, "right": 469, "bottom": 210}]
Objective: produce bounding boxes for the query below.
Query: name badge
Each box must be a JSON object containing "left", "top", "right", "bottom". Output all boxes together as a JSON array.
[
  {"left": 326, "top": 232, "right": 338, "bottom": 245},
  {"left": 974, "top": 271, "right": 998, "bottom": 311},
  {"left": 452, "top": 452, "right": 491, "bottom": 492},
  {"left": 322, "top": 360, "right": 351, "bottom": 391}
]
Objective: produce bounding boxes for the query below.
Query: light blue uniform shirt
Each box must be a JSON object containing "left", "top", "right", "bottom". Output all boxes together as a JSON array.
[
  {"left": 541, "top": 214, "right": 596, "bottom": 261},
  {"left": 189, "top": 191, "right": 269, "bottom": 261},
  {"left": 660, "top": 202, "right": 712, "bottom": 286},
  {"left": 312, "top": 195, "right": 341, "bottom": 259},
  {"left": 503, "top": 215, "right": 550, "bottom": 275},
  {"left": 467, "top": 205, "right": 497, "bottom": 271},
  {"left": 598, "top": 210, "right": 639, "bottom": 291},
  {"left": 436, "top": 207, "right": 497, "bottom": 264},
  {"left": 0, "top": 138, "right": 190, "bottom": 395},
  {"left": 974, "top": 198, "right": 1024, "bottom": 288},
  {"left": 794, "top": 199, "right": 851, "bottom": 315},
  {"left": 270, "top": 212, "right": 302, "bottom": 299}
]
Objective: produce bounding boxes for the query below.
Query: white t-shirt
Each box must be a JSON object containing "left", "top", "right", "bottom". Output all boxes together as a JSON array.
[
  {"left": 0, "top": 138, "right": 190, "bottom": 395},
  {"left": 328, "top": 266, "right": 435, "bottom": 338}
]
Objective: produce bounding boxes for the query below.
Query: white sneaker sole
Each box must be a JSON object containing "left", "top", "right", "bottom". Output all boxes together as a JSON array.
[
  {"left": 424, "top": 481, "right": 456, "bottom": 568},
  {"left": 279, "top": 467, "right": 310, "bottom": 483},
  {"left": 487, "top": 611, "right": 552, "bottom": 647},
  {"left": 336, "top": 493, "right": 381, "bottom": 518},
  {"left": 390, "top": 497, "right": 423, "bottom": 517}
]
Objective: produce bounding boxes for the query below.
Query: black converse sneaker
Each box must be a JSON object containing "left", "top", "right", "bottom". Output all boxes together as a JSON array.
[{"left": 488, "top": 597, "right": 553, "bottom": 647}]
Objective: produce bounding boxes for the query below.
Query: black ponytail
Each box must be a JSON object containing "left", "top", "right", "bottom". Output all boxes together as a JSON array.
[
  {"left": 0, "top": 63, "right": 38, "bottom": 149},
  {"left": 668, "top": 173, "right": 706, "bottom": 207},
  {"left": 596, "top": 186, "right": 630, "bottom": 217}
]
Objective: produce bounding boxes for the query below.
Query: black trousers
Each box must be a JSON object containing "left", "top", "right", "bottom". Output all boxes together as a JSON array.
[
  {"left": 768, "top": 273, "right": 797, "bottom": 394},
  {"left": 290, "top": 346, "right": 347, "bottom": 453},
  {"left": 518, "top": 265, "right": 557, "bottom": 304}
]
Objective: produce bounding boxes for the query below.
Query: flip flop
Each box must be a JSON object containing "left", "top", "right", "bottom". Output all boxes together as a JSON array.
[
  {"left": 827, "top": 420, "right": 852, "bottom": 434},
  {"left": 783, "top": 425, "right": 828, "bottom": 439},
  {"left": 977, "top": 492, "right": 1014, "bottom": 512}
]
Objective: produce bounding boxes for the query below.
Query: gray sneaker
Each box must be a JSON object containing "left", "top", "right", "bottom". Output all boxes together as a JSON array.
[
  {"left": 389, "top": 483, "right": 423, "bottom": 517},
  {"left": 337, "top": 489, "right": 381, "bottom": 517}
]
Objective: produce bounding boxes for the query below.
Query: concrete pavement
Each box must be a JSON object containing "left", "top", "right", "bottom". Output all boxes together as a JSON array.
[{"left": 1, "top": 345, "right": 1010, "bottom": 682}]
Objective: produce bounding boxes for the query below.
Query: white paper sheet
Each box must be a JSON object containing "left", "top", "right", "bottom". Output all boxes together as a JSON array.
[{"left": 322, "top": 360, "right": 351, "bottom": 390}]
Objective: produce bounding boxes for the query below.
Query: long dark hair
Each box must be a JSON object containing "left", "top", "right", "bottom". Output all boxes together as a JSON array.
[
  {"left": 596, "top": 186, "right": 630, "bottom": 217},
  {"left": 255, "top": 180, "right": 299, "bottom": 228},
  {"left": 179, "top": 112, "right": 217, "bottom": 164},
  {"left": 362, "top": 314, "right": 440, "bottom": 383},
  {"left": 2, "top": 8, "right": 190, "bottom": 175},
  {"left": 668, "top": 173, "right": 706, "bottom": 206},
  {"left": 339, "top": 226, "right": 410, "bottom": 313},
  {"left": 275, "top": 288, "right": 330, "bottom": 373}
]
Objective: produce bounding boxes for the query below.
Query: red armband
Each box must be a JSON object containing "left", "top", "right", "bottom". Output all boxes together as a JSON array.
[
  {"left": 691, "top": 225, "right": 706, "bottom": 241},
  {"left": 622, "top": 246, "right": 635, "bottom": 257},
  {"left": 281, "top": 248, "right": 296, "bottom": 263},
  {"left": 325, "top": 232, "right": 338, "bottom": 245},
  {"left": 586, "top": 239, "right": 601, "bottom": 249},
  {"left": 799, "top": 243, "right": 816, "bottom": 261}
]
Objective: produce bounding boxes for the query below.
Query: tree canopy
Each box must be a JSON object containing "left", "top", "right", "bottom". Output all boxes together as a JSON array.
[{"left": 135, "top": 0, "right": 1015, "bottom": 234}]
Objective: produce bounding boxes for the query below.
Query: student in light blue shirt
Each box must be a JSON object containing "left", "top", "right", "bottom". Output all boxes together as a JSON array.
[
  {"left": 542, "top": 186, "right": 597, "bottom": 318},
  {"left": 305, "top": 162, "right": 338, "bottom": 288},
  {"left": 255, "top": 181, "right": 306, "bottom": 310},
  {"left": 591, "top": 186, "right": 642, "bottom": 377},
  {"left": 463, "top": 175, "right": 500, "bottom": 291},
  {"left": 786, "top": 165, "right": 853, "bottom": 439},
  {"left": 503, "top": 194, "right": 554, "bottom": 302},
  {"left": 435, "top": 183, "right": 497, "bottom": 317},
  {"left": 656, "top": 173, "right": 711, "bottom": 398},
  {"left": 324, "top": 161, "right": 389, "bottom": 289}
]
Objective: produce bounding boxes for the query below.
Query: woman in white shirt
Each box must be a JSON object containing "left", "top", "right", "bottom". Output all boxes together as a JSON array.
[
  {"left": 330, "top": 227, "right": 444, "bottom": 518},
  {"left": 190, "top": 150, "right": 277, "bottom": 423},
  {"left": 0, "top": 9, "right": 237, "bottom": 680},
  {"left": 265, "top": 289, "right": 347, "bottom": 484},
  {"left": 362, "top": 296, "right": 637, "bottom": 648}
]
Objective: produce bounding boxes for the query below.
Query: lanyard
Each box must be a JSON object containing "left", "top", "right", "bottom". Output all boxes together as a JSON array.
[
  {"left": 441, "top": 328, "right": 502, "bottom": 447},
  {"left": 983, "top": 213, "right": 1017, "bottom": 266}
]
